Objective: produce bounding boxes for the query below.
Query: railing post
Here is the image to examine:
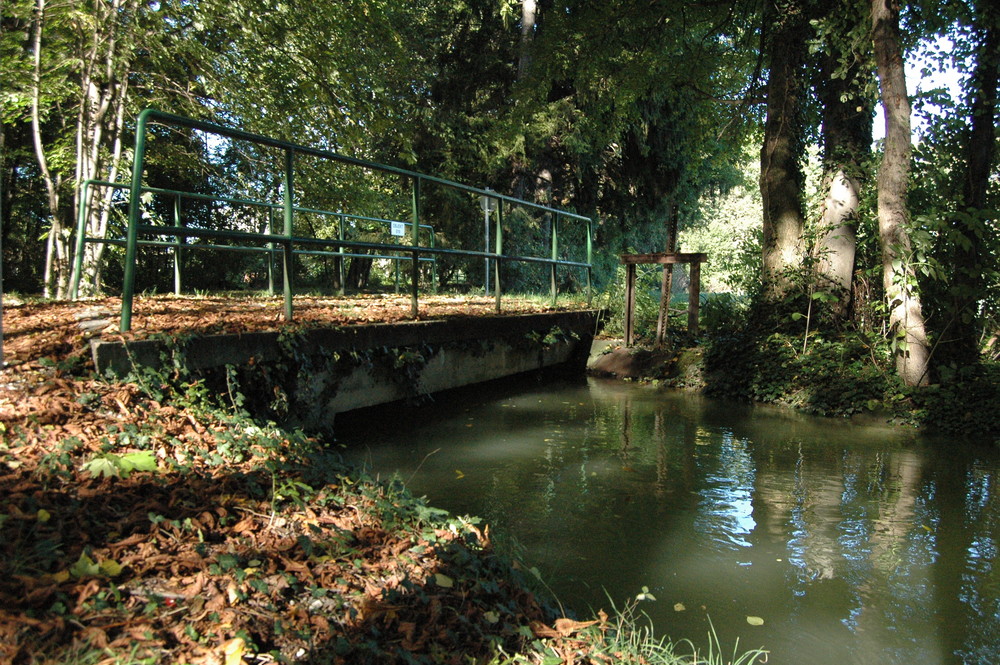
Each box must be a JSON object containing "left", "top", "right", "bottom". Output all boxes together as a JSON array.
[
  {"left": 550, "top": 212, "right": 558, "bottom": 306},
  {"left": 282, "top": 148, "right": 295, "bottom": 322},
  {"left": 410, "top": 177, "right": 421, "bottom": 318},
  {"left": 173, "top": 194, "right": 183, "bottom": 295},
  {"left": 121, "top": 110, "right": 153, "bottom": 332},
  {"left": 586, "top": 218, "right": 593, "bottom": 306},
  {"left": 494, "top": 204, "right": 503, "bottom": 314},
  {"left": 267, "top": 208, "right": 276, "bottom": 296},
  {"left": 70, "top": 179, "right": 92, "bottom": 300},
  {"left": 337, "top": 212, "right": 346, "bottom": 296},
  {"left": 429, "top": 227, "right": 438, "bottom": 294}
]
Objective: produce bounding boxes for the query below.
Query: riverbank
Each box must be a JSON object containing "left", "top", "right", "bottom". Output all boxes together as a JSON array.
[
  {"left": 587, "top": 328, "right": 1000, "bottom": 442},
  {"left": 1, "top": 296, "right": 764, "bottom": 664}
]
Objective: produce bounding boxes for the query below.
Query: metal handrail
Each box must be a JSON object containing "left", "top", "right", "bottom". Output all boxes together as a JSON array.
[
  {"left": 71, "top": 179, "right": 438, "bottom": 299},
  {"left": 109, "top": 109, "right": 592, "bottom": 331}
]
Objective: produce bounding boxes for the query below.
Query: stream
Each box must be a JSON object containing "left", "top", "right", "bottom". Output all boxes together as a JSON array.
[{"left": 338, "top": 376, "right": 1000, "bottom": 665}]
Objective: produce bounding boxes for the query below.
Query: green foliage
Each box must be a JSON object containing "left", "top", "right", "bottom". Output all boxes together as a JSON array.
[
  {"left": 598, "top": 265, "right": 668, "bottom": 341},
  {"left": 697, "top": 309, "right": 1000, "bottom": 439},
  {"left": 700, "top": 294, "right": 752, "bottom": 334},
  {"left": 704, "top": 327, "right": 894, "bottom": 417},
  {"left": 680, "top": 154, "right": 764, "bottom": 296},
  {"left": 81, "top": 451, "right": 159, "bottom": 480},
  {"left": 906, "top": 365, "right": 1000, "bottom": 439}
]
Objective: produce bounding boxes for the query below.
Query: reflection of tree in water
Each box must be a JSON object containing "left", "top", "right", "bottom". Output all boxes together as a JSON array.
[
  {"left": 928, "top": 449, "right": 1000, "bottom": 664},
  {"left": 351, "top": 382, "right": 1000, "bottom": 664},
  {"left": 748, "top": 434, "right": 1000, "bottom": 663}
]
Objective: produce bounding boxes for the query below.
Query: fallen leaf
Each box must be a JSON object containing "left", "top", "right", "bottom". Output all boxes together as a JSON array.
[
  {"left": 223, "top": 637, "right": 245, "bottom": 665},
  {"left": 747, "top": 616, "right": 765, "bottom": 626},
  {"left": 674, "top": 602, "right": 686, "bottom": 612},
  {"left": 99, "top": 559, "right": 123, "bottom": 577},
  {"left": 554, "top": 617, "right": 598, "bottom": 636},
  {"left": 69, "top": 551, "right": 100, "bottom": 578}
]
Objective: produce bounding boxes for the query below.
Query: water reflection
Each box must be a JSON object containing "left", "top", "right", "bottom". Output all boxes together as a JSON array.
[{"left": 339, "top": 377, "right": 1000, "bottom": 665}]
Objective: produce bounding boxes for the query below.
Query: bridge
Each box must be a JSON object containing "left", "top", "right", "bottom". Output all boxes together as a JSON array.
[{"left": 71, "top": 109, "right": 595, "bottom": 332}]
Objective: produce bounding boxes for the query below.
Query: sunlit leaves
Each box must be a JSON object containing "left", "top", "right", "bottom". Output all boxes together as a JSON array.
[
  {"left": 81, "top": 450, "right": 159, "bottom": 479},
  {"left": 67, "top": 551, "right": 123, "bottom": 579}
]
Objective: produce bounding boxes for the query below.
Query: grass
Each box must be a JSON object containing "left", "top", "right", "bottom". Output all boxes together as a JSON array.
[{"left": 489, "top": 599, "right": 768, "bottom": 665}]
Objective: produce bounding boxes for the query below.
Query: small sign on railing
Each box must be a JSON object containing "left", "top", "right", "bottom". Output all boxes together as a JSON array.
[{"left": 390, "top": 221, "right": 406, "bottom": 237}]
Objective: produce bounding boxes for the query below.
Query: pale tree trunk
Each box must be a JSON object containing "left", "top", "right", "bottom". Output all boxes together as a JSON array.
[
  {"left": 519, "top": 0, "right": 537, "bottom": 80},
  {"left": 32, "top": 0, "right": 136, "bottom": 298},
  {"left": 31, "top": 0, "right": 68, "bottom": 299},
  {"left": 81, "top": 91, "right": 128, "bottom": 295},
  {"left": 815, "top": 170, "right": 859, "bottom": 310},
  {"left": 74, "top": 0, "right": 133, "bottom": 296},
  {"left": 814, "top": 6, "right": 874, "bottom": 320},
  {"left": 759, "top": 0, "right": 808, "bottom": 298},
  {"left": 872, "top": 0, "right": 930, "bottom": 386}
]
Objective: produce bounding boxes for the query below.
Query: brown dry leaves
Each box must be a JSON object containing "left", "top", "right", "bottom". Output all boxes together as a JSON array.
[
  {"left": 0, "top": 294, "right": 588, "bottom": 664},
  {"left": 3, "top": 293, "right": 580, "bottom": 367}
]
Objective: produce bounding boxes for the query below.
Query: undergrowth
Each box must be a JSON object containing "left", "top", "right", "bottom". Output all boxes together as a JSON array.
[{"left": 611, "top": 290, "right": 1000, "bottom": 442}]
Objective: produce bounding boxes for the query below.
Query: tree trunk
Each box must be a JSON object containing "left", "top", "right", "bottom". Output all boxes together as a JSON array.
[
  {"left": 815, "top": 169, "right": 859, "bottom": 311},
  {"left": 945, "top": 3, "right": 999, "bottom": 364},
  {"left": 74, "top": 0, "right": 134, "bottom": 297},
  {"left": 29, "top": 0, "right": 137, "bottom": 299},
  {"left": 759, "top": 0, "right": 808, "bottom": 299},
  {"left": 872, "top": 0, "right": 930, "bottom": 386},
  {"left": 346, "top": 255, "right": 373, "bottom": 290},
  {"left": 519, "top": 0, "right": 538, "bottom": 80},
  {"left": 814, "top": 6, "right": 874, "bottom": 320},
  {"left": 31, "top": 0, "right": 68, "bottom": 299}
]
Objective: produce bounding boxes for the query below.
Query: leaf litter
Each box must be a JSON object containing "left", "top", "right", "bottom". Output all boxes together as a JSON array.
[{"left": 0, "top": 294, "right": 609, "bottom": 665}]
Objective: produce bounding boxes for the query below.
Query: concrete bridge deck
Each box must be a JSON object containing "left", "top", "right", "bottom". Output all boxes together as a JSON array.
[{"left": 91, "top": 310, "right": 603, "bottom": 422}]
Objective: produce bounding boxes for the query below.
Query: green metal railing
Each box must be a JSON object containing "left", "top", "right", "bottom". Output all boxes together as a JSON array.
[
  {"left": 95, "top": 109, "right": 592, "bottom": 332},
  {"left": 70, "top": 180, "right": 439, "bottom": 299}
]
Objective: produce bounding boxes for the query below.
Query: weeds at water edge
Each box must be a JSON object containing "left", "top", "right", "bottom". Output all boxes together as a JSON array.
[{"left": 488, "top": 597, "right": 769, "bottom": 665}]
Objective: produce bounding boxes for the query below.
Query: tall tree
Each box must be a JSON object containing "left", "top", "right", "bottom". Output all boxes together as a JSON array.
[
  {"left": 872, "top": 0, "right": 931, "bottom": 386},
  {"left": 759, "top": 0, "right": 810, "bottom": 298},
  {"left": 518, "top": 0, "right": 538, "bottom": 80},
  {"left": 813, "top": 0, "right": 875, "bottom": 320},
  {"left": 20, "top": 0, "right": 213, "bottom": 297},
  {"left": 943, "top": 0, "right": 999, "bottom": 365}
]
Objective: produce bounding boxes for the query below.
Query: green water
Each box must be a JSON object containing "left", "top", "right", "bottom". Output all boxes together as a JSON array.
[{"left": 339, "top": 377, "right": 1000, "bottom": 665}]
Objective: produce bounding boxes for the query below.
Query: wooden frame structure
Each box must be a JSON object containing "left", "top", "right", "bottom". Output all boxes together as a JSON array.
[{"left": 621, "top": 252, "right": 708, "bottom": 346}]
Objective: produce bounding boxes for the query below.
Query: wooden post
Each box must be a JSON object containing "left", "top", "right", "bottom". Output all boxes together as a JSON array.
[
  {"left": 620, "top": 252, "right": 707, "bottom": 346},
  {"left": 656, "top": 264, "right": 673, "bottom": 346},
  {"left": 688, "top": 260, "right": 701, "bottom": 335},
  {"left": 625, "top": 263, "right": 637, "bottom": 347}
]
